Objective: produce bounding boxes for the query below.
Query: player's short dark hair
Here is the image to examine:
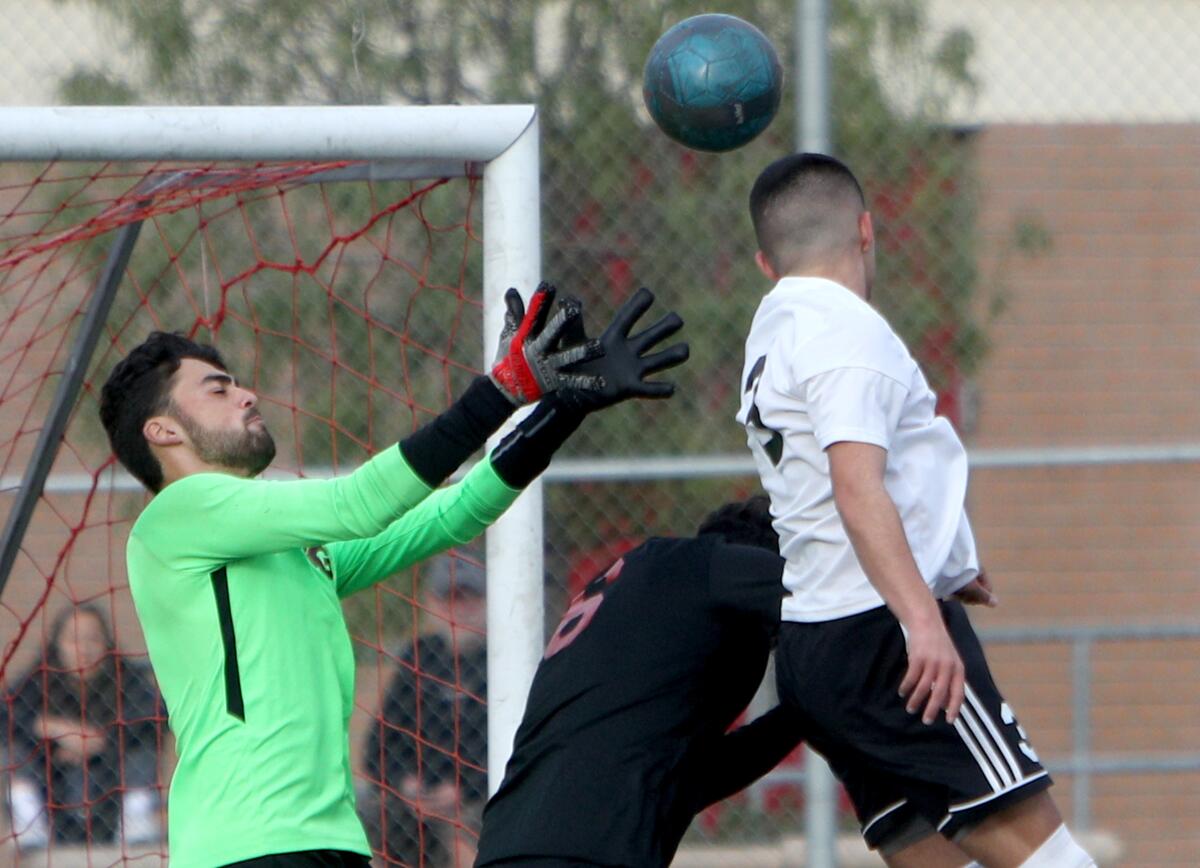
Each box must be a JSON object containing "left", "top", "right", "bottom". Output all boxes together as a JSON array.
[
  {"left": 748, "top": 152, "right": 866, "bottom": 274},
  {"left": 697, "top": 495, "right": 779, "bottom": 552},
  {"left": 99, "top": 331, "right": 227, "bottom": 492}
]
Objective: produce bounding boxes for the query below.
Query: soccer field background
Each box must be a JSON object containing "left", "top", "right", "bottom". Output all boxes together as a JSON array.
[{"left": 1, "top": 2, "right": 1198, "bottom": 866}]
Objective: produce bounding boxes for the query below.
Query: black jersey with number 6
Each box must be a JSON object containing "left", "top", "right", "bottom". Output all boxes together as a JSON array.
[{"left": 475, "top": 534, "right": 800, "bottom": 868}]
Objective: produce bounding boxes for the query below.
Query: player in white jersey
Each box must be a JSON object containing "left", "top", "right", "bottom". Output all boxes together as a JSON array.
[{"left": 738, "top": 153, "right": 1096, "bottom": 868}]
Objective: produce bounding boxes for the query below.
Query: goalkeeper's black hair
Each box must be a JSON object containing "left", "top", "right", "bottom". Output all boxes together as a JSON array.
[
  {"left": 696, "top": 495, "right": 779, "bottom": 552},
  {"left": 99, "top": 331, "right": 227, "bottom": 493}
]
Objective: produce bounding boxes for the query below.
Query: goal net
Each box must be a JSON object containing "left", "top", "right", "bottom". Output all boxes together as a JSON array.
[{"left": 0, "top": 106, "right": 543, "bottom": 867}]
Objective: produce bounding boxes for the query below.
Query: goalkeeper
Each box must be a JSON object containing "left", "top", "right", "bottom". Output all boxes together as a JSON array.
[{"left": 97, "top": 285, "right": 687, "bottom": 868}]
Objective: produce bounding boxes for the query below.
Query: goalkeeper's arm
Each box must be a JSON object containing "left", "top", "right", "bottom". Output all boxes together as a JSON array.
[
  {"left": 328, "top": 395, "right": 584, "bottom": 597},
  {"left": 326, "top": 287, "right": 690, "bottom": 595},
  {"left": 397, "top": 282, "right": 580, "bottom": 489},
  {"left": 131, "top": 285, "right": 585, "bottom": 566}
]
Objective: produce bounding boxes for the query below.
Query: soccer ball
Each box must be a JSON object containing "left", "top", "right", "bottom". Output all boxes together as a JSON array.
[{"left": 642, "top": 13, "right": 784, "bottom": 153}]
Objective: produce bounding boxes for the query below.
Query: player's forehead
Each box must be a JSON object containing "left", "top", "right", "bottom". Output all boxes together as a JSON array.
[{"left": 175, "top": 357, "right": 236, "bottom": 389}]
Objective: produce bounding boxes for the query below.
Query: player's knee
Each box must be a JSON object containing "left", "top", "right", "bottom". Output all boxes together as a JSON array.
[{"left": 1018, "top": 824, "right": 1096, "bottom": 868}]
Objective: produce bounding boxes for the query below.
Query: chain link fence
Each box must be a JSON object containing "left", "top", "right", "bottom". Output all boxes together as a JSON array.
[{"left": 1, "top": 1, "right": 1197, "bottom": 866}]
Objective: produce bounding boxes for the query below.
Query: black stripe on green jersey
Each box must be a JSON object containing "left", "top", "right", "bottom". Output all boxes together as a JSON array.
[{"left": 210, "top": 566, "right": 245, "bottom": 721}]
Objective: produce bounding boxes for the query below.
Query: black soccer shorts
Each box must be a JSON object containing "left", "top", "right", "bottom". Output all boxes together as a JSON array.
[{"left": 776, "top": 599, "right": 1052, "bottom": 849}]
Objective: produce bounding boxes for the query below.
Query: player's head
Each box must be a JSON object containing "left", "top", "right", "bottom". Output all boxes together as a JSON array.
[
  {"left": 748, "top": 153, "right": 875, "bottom": 297},
  {"left": 47, "top": 603, "right": 114, "bottom": 683},
  {"left": 99, "top": 331, "right": 275, "bottom": 492},
  {"left": 696, "top": 495, "right": 779, "bottom": 552}
]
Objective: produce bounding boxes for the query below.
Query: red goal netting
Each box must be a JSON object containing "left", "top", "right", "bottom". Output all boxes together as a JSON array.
[{"left": 0, "top": 159, "right": 489, "bottom": 866}]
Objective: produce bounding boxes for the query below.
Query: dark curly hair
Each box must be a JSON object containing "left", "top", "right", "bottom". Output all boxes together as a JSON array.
[
  {"left": 98, "top": 331, "right": 226, "bottom": 492},
  {"left": 696, "top": 495, "right": 779, "bottom": 552}
]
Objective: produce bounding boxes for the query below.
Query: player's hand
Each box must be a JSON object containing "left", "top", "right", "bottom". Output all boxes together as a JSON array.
[
  {"left": 898, "top": 619, "right": 965, "bottom": 725},
  {"left": 556, "top": 287, "right": 689, "bottom": 412},
  {"left": 953, "top": 570, "right": 997, "bottom": 607},
  {"left": 488, "top": 283, "right": 602, "bottom": 406}
]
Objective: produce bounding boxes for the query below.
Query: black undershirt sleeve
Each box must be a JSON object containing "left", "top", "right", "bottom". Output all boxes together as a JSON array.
[
  {"left": 489, "top": 395, "right": 586, "bottom": 489},
  {"left": 694, "top": 705, "right": 806, "bottom": 810},
  {"left": 398, "top": 376, "right": 515, "bottom": 489}
]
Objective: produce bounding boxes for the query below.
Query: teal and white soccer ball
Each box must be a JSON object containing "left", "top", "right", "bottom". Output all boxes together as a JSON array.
[{"left": 643, "top": 13, "right": 784, "bottom": 153}]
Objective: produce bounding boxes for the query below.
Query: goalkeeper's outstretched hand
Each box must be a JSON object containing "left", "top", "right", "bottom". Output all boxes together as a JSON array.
[
  {"left": 558, "top": 287, "right": 689, "bottom": 412},
  {"left": 489, "top": 283, "right": 602, "bottom": 406}
]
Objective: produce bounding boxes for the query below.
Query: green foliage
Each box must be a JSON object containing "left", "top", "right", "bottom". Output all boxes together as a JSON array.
[{"left": 57, "top": 71, "right": 137, "bottom": 105}]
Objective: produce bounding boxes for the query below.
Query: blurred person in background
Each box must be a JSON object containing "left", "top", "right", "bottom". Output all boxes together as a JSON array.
[
  {"left": 2, "top": 603, "right": 163, "bottom": 849},
  {"left": 361, "top": 553, "right": 488, "bottom": 867}
]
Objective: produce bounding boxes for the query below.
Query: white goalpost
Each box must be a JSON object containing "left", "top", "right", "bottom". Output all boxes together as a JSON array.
[{"left": 0, "top": 105, "right": 544, "bottom": 800}]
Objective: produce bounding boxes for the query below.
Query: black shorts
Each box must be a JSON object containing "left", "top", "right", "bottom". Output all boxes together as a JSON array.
[
  {"left": 223, "top": 851, "right": 371, "bottom": 868},
  {"left": 776, "top": 599, "right": 1051, "bottom": 848}
]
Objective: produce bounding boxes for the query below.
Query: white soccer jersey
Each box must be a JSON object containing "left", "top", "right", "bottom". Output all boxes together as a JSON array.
[{"left": 737, "top": 277, "right": 979, "bottom": 622}]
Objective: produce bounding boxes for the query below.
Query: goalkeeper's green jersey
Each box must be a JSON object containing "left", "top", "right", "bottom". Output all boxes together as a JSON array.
[{"left": 126, "top": 446, "right": 518, "bottom": 867}]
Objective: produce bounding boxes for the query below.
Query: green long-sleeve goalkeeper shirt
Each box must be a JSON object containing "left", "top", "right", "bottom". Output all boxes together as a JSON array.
[{"left": 126, "top": 446, "right": 518, "bottom": 867}]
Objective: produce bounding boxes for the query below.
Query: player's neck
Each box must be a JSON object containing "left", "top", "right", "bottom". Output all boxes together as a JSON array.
[{"left": 783, "top": 258, "right": 868, "bottom": 300}]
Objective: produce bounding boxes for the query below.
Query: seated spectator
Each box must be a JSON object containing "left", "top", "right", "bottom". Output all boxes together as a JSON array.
[
  {"left": 3, "top": 603, "right": 164, "bottom": 849},
  {"left": 361, "top": 554, "right": 487, "bottom": 867}
]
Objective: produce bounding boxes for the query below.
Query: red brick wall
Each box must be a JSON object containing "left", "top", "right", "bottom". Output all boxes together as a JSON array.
[
  {"left": 972, "top": 124, "right": 1200, "bottom": 448},
  {"left": 967, "top": 124, "right": 1200, "bottom": 866}
]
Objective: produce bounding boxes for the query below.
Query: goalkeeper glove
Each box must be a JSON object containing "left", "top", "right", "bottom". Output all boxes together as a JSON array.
[
  {"left": 489, "top": 283, "right": 602, "bottom": 406},
  {"left": 557, "top": 287, "right": 689, "bottom": 412}
]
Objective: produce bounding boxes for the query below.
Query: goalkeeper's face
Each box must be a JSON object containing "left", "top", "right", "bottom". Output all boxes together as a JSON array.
[{"left": 166, "top": 358, "right": 276, "bottom": 478}]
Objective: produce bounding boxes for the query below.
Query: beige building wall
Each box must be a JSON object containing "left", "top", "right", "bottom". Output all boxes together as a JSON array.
[
  {"left": 0, "top": 0, "right": 129, "bottom": 105},
  {"left": 926, "top": 0, "right": 1200, "bottom": 124}
]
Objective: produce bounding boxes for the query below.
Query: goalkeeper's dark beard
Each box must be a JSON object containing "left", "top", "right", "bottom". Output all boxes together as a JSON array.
[{"left": 173, "top": 404, "right": 276, "bottom": 478}]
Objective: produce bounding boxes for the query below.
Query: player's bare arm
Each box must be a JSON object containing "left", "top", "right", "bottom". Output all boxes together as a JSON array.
[{"left": 826, "top": 439, "right": 966, "bottom": 724}]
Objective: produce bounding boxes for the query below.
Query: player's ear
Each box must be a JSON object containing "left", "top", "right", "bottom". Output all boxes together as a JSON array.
[
  {"left": 858, "top": 211, "right": 874, "bottom": 254},
  {"left": 754, "top": 250, "right": 779, "bottom": 282},
  {"left": 144, "top": 415, "right": 184, "bottom": 447}
]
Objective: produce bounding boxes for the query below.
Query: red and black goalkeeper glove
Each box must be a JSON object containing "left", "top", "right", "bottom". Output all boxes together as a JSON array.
[
  {"left": 556, "top": 287, "right": 689, "bottom": 412},
  {"left": 489, "top": 283, "right": 602, "bottom": 406}
]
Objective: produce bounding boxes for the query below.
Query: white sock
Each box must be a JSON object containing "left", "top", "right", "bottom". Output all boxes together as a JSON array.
[{"left": 1019, "top": 824, "right": 1096, "bottom": 868}]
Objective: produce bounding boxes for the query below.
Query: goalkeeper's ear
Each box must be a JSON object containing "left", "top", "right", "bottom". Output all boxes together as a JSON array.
[{"left": 143, "top": 416, "right": 184, "bottom": 447}]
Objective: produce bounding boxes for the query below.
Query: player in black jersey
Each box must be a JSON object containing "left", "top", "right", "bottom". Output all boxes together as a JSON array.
[{"left": 475, "top": 497, "right": 799, "bottom": 868}]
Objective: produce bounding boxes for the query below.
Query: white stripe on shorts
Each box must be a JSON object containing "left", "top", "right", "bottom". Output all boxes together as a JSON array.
[
  {"left": 955, "top": 702, "right": 1010, "bottom": 790},
  {"left": 964, "top": 683, "right": 1023, "bottom": 783}
]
